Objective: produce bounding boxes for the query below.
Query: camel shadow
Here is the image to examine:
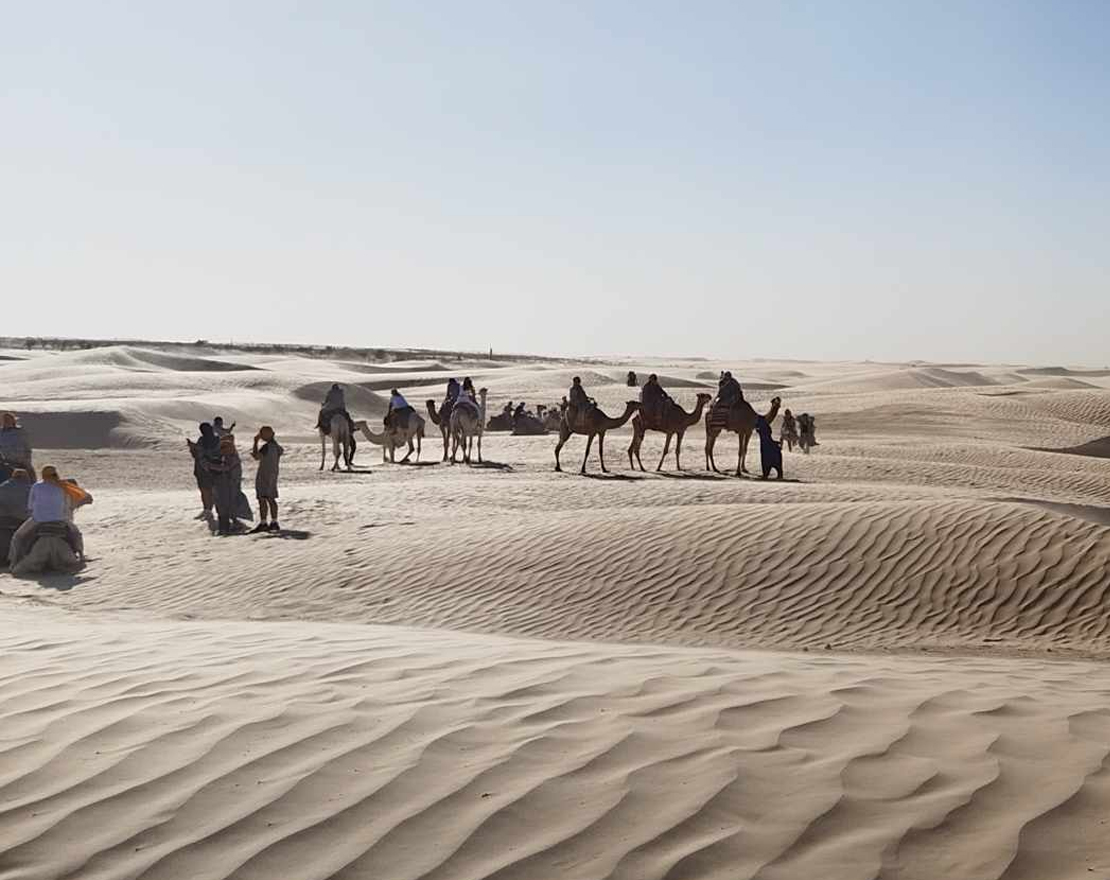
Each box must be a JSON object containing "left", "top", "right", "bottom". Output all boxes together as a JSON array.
[
  {"left": 649, "top": 471, "right": 725, "bottom": 481},
  {"left": 397, "top": 461, "right": 438, "bottom": 468},
  {"left": 579, "top": 472, "right": 644, "bottom": 481},
  {"left": 30, "top": 573, "right": 96, "bottom": 591},
  {"left": 332, "top": 467, "right": 374, "bottom": 475}
]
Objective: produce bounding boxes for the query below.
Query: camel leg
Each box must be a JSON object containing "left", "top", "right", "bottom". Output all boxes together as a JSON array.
[
  {"left": 416, "top": 432, "right": 422, "bottom": 462},
  {"left": 598, "top": 432, "right": 608, "bottom": 473},
  {"left": 319, "top": 433, "right": 326, "bottom": 471},
  {"left": 477, "top": 431, "right": 482, "bottom": 464},
  {"left": 736, "top": 432, "right": 747, "bottom": 477},
  {"left": 400, "top": 437, "right": 414, "bottom": 463},
  {"left": 580, "top": 433, "right": 594, "bottom": 474},
  {"left": 706, "top": 429, "right": 720, "bottom": 473},
  {"left": 628, "top": 418, "right": 643, "bottom": 471},
  {"left": 675, "top": 430, "right": 684, "bottom": 471},
  {"left": 656, "top": 433, "right": 672, "bottom": 472},
  {"left": 740, "top": 431, "right": 750, "bottom": 475},
  {"left": 554, "top": 428, "right": 570, "bottom": 472}
]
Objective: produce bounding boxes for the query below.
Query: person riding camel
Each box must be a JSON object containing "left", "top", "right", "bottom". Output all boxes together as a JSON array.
[
  {"left": 640, "top": 374, "right": 672, "bottom": 424},
  {"left": 459, "top": 377, "right": 477, "bottom": 404},
  {"left": 317, "top": 383, "right": 356, "bottom": 436},
  {"left": 385, "top": 388, "right": 415, "bottom": 430},
  {"left": 567, "top": 377, "right": 595, "bottom": 430},
  {"left": 8, "top": 465, "right": 87, "bottom": 569},
  {"left": 717, "top": 371, "right": 743, "bottom": 406}
]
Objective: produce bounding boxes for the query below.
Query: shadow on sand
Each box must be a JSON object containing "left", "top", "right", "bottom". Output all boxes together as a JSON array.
[
  {"left": 648, "top": 471, "right": 726, "bottom": 481},
  {"left": 578, "top": 472, "right": 644, "bottom": 482},
  {"left": 465, "top": 460, "right": 515, "bottom": 472},
  {"left": 258, "top": 529, "right": 312, "bottom": 540}
]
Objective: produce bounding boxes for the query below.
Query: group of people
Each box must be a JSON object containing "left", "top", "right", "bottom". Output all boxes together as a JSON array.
[
  {"left": 188, "top": 419, "right": 283, "bottom": 535},
  {"left": 0, "top": 413, "right": 92, "bottom": 574}
]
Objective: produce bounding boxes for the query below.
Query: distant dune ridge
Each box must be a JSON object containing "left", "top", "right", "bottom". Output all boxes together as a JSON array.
[{"left": 2, "top": 342, "right": 1110, "bottom": 879}]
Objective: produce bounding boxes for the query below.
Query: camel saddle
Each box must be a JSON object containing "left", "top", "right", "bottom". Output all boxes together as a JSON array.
[
  {"left": 454, "top": 398, "right": 479, "bottom": 420},
  {"left": 707, "top": 399, "right": 732, "bottom": 429}
]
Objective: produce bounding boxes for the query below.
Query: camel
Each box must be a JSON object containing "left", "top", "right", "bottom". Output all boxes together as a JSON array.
[
  {"left": 355, "top": 416, "right": 424, "bottom": 463},
  {"left": 425, "top": 399, "right": 455, "bottom": 461},
  {"left": 319, "top": 413, "right": 354, "bottom": 471},
  {"left": 797, "top": 413, "right": 818, "bottom": 454},
  {"left": 628, "top": 392, "right": 712, "bottom": 472},
  {"left": 450, "top": 388, "right": 487, "bottom": 464},
  {"left": 554, "top": 401, "right": 641, "bottom": 474},
  {"left": 705, "top": 396, "right": 782, "bottom": 476}
]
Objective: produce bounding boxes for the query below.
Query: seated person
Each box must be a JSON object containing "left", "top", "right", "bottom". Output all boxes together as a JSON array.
[
  {"left": 640, "top": 374, "right": 672, "bottom": 423},
  {"left": 385, "top": 388, "right": 415, "bottom": 430},
  {"left": 0, "top": 468, "right": 32, "bottom": 565},
  {"left": 8, "top": 466, "right": 85, "bottom": 567},
  {"left": 317, "top": 383, "right": 356, "bottom": 435},
  {"left": 715, "top": 371, "right": 744, "bottom": 409},
  {"left": 567, "top": 378, "right": 595, "bottom": 428}
]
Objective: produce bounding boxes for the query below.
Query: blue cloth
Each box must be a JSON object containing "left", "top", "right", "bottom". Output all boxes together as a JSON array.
[{"left": 756, "top": 416, "right": 782, "bottom": 478}]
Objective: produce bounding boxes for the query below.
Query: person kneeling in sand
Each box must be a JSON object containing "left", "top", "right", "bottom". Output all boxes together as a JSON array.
[
  {"left": 250, "top": 426, "right": 283, "bottom": 533},
  {"left": 8, "top": 466, "right": 87, "bottom": 573}
]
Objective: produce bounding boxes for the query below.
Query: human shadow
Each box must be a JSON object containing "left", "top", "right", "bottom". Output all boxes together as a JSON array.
[
  {"left": 25, "top": 572, "right": 96, "bottom": 591},
  {"left": 467, "top": 460, "right": 515, "bottom": 472},
  {"left": 259, "top": 529, "right": 312, "bottom": 540}
]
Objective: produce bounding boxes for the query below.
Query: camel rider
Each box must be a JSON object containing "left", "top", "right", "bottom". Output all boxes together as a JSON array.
[
  {"left": 567, "top": 377, "right": 594, "bottom": 429},
  {"left": 445, "top": 378, "right": 460, "bottom": 404},
  {"left": 640, "top": 374, "right": 671, "bottom": 424},
  {"left": 514, "top": 401, "right": 527, "bottom": 418},
  {"left": 317, "top": 383, "right": 356, "bottom": 436},
  {"left": 717, "top": 371, "right": 743, "bottom": 406},
  {"left": 385, "top": 388, "right": 415, "bottom": 430},
  {"left": 459, "top": 377, "right": 477, "bottom": 404}
]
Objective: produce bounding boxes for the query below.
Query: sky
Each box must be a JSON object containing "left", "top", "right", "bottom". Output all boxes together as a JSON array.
[{"left": 2, "top": 1, "right": 1108, "bottom": 364}]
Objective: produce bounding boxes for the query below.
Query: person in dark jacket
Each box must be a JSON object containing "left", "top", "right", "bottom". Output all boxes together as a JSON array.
[{"left": 756, "top": 415, "right": 783, "bottom": 480}]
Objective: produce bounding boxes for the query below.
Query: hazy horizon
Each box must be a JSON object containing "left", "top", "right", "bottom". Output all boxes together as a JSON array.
[{"left": 4, "top": 2, "right": 1107, "bottom": 365}]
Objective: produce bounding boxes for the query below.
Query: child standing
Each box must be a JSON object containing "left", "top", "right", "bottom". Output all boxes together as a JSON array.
[{"left": 251, "top": 426, "right": 283, "bottom": 533}]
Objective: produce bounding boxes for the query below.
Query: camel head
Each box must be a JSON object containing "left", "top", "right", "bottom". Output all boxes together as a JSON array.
[{"left": 695, "top": 393, "right": 712, "bottom": 405}]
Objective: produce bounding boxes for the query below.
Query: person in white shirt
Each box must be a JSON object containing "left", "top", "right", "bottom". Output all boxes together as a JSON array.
[{"left": 385, "top": 388, "right": 415, "bottom": 430}]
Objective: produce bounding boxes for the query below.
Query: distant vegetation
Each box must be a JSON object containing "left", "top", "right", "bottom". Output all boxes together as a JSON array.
[{"left": 0, "top": 336, "right": 580, "bottom": 365}]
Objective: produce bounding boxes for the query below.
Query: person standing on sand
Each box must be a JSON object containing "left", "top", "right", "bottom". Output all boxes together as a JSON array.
[
  {"left": 208, "top": 435, "right": 248, "bottom": 536},
  {"left": 250, "top": 426, "right": 283, "bottom": 533},
  {"left": 0, "top": 412, "right": 33, "bottom": 477},
  {"left": 187, "top": 422, "right": 221, "bottom": 518},
  {"left": 756, "top": 415, "right": 783, "bottom": 480}
]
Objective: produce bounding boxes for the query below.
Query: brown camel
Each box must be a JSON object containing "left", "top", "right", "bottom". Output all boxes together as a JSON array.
[
  {"left": 554, "top": 401, "right": 641, "bottom": 474},
  {"left": 425, "top": 399, "right": 452, "bottom": 462},
  {"left": 705, "top": 396, "right": 782, "bottom": 476},
  {"left": 628, "top": 392, "right": 712, "bottom": 472}
]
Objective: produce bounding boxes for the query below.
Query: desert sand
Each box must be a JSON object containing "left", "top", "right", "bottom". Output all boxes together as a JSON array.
[{"left": 2, "top": 345, "right": 1110, "bottom": 879}]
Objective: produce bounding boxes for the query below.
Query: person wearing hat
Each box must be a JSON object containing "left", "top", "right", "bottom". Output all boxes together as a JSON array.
[
  {"left": 385, "top": 388, "right": 415, "bottom": 431},
  {"left": 8, "top": 465, "right": 86, "bottom": 567}
]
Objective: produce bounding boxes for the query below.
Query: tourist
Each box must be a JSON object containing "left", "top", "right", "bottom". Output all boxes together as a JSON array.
[
  {"left": 209, "top": 435, "right": 248, "bottom": 536},
  {"left": 8, "top": 466, "right": 85, "bottom": 567},
  {"left": 756, "top": 416, "right": 783, "bottom": 480},
  {"left": 385, "top": 388, "right": 415, "bottom": 430},
  {"left": 213, "top": 416, "right": 236, "bottom": 437},
  {"left": 187, "top": 422, "right": 221, "bottom": 517},
  {"left": 0, "top": 412, "right": 33, "bottom": 477},
  {"left": 250, "top": 426, "right": 283, "bottom": 533}
]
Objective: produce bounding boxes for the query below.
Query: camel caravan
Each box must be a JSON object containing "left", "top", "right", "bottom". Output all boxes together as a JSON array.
[{"left": 313, "top": 371, "right": 818, "bottom": 477}]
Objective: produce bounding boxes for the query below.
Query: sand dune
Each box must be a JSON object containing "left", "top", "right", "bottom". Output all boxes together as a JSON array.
[
  {"left": 5, "top": 609, "right": 1110, "bottom": 880},
  {"left": 2, "top": 349, "right": 1110, "bottom": 878}
]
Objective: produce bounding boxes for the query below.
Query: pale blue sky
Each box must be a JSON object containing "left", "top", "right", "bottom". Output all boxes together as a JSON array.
[{"left": 3, "top": 2, "right": 1107, "bottom": 363}]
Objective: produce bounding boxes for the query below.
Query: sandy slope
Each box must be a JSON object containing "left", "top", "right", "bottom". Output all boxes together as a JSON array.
[{"left": 2, "top": 347, "right": 1110, "bottom": 879}]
